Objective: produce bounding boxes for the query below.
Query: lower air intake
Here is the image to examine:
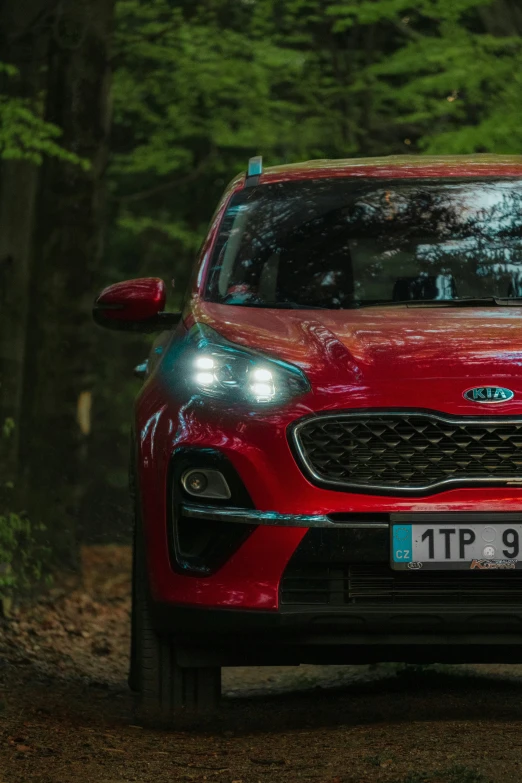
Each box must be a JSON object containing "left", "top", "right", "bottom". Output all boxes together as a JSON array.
[{"left": 280, "top": 563, "right": 522, "bottom": 606}]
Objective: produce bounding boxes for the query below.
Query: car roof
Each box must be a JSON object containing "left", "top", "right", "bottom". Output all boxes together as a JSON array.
[{"left": 243, "top": 154, "right": 522, "bottom": 186}]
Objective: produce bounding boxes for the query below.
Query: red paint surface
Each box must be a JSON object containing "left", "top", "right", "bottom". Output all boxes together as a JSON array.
[
  {"left": 257, "top": 154, "right": 522, "bottom": 184},
  {"left": 96, "top": 277, "right": 166, "bottom": 323},
  {"left": 130, "top": 156, "right": 522, "bottom": 612}
]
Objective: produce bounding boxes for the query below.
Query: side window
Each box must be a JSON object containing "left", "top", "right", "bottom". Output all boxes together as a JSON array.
[{"left": 217, "top": 206, "right": 251, "bottom": 298}]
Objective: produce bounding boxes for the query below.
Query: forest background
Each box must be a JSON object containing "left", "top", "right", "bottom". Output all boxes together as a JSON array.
[{"left": 0, "top": 0, "right": 521, "bottom": 587}]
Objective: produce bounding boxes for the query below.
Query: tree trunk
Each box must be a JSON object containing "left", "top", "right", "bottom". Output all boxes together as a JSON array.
[
  {"left": 18, "top": 0, "right": 115, "bottom": 565},
  {"left": 0, "top": 0, "right": 51, "bottom": 485}
]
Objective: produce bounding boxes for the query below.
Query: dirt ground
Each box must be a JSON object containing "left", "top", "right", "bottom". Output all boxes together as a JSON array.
[{"left": 2, "top": 547, "right": 522, "bottom": 783}]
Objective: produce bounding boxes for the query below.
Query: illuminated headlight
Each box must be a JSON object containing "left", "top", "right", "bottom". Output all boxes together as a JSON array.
[
  {"left": 189, "top": 326, "right": 310, "bottom": 406},
  {"left": 195, "top": 357, "right": 215, "bottom": 371}
]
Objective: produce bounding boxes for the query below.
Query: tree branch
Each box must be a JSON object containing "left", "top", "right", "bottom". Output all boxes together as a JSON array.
[
  {"left": 3, "top": 0, "right": 60, "bottom": 45},
  {"left": 393, "top": 19, "right": 424, "bottom": 41},
  {"left": 114, "top": 154, "right": 215, "bottom": 203}
]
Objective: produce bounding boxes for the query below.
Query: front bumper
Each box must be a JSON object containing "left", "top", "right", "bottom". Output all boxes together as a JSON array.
[
  {"left": 151, "top": 602, "right": 522, "bottom": 666},
  {"left": 152, "top": 504, "right": 522, "bottom": 663},
  {"left": 136, "top": 388, "right": 522, "bottom": 613}
]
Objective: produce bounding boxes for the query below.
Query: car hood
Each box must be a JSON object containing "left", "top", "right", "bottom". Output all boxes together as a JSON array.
[{"left": 191, "top": 301, "right": 522, "bottom": 413}]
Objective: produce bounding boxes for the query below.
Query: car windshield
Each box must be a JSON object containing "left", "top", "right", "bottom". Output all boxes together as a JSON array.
[{"left": 204, "top": 177, "right": 522, "bottom": 309}]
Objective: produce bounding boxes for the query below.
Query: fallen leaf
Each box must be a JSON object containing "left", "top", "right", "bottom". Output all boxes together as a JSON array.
[{"left": 8, "top": 736, "right": 25, "bottom": 745}]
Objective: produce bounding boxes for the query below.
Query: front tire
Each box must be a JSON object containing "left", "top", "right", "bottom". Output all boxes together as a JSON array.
[{"left": 130, "top": 496, "right": 221, "bottom": 719}]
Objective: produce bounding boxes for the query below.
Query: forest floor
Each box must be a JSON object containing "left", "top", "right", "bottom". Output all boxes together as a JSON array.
[{"left": 2, "top": 547, "right": 522, "bottom": 783}]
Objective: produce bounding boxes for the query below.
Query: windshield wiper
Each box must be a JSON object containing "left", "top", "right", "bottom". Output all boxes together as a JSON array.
[{"left": 356, "top": 297, "right": 522, "bottom": 308}]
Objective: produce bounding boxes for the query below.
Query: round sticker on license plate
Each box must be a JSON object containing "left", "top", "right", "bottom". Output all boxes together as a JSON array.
[{"left": 391, "top": 523, "right": 522, "bottom": 570}]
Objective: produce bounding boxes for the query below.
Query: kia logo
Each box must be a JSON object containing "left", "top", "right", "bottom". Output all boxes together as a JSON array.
[{"left": 463, "top": 386, "right": 514, "bottom": 403}]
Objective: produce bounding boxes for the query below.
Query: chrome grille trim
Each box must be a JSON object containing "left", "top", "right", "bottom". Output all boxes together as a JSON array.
[
  {"left": 181, "top": 503, "right": 389, "bottom": 528},
  {"left": 291, "top": 410, "right": 522, "bottom": 495}
]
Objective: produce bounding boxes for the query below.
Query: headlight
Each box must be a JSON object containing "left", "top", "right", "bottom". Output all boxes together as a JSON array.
[{"left": 188, "top": 324, "right": 310, "bottom": 405}]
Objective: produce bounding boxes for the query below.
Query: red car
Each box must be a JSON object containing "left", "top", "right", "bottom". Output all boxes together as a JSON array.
[{"left": 94, "top": 154, "right": 522, "bottom": 718}]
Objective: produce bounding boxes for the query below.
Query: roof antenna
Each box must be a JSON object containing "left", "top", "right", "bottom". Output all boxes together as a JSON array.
[{"left": 245, "top": 155, "right": 262, "bottom": 187}]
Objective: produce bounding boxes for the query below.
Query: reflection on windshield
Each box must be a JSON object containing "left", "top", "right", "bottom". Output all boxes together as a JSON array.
[{"left": 205, "top": 178, "right": 522, "bottom": 309}]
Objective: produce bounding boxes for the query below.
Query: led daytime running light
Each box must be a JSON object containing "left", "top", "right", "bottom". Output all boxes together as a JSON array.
[{"left": 189, "top": 330, "right": 309, "bottom": 406}]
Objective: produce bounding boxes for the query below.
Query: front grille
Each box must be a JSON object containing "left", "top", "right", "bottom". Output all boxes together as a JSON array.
[
  {"left": 292, "top": 411, "right": 522, "bottom": 493},
  {"left": 281, "top": 563, "right": 522, "bottom": 606}
]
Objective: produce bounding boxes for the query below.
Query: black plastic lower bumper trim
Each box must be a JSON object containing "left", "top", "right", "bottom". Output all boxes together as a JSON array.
[
  {"left": 151, "top": 601, "right": 522, "bottom": 654},
  {"left": 150, "top": 601, "right": 522, "bottom": 666}
]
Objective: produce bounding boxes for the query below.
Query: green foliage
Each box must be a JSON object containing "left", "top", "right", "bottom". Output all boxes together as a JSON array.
[
  {"left": 329, "top": 0, "right": 522, "bottom": 153},
  {"left": 108, "top": 0, "right": 395, "bottom": 287},
  {"left": 2, "top": 417, "right": 14, "bottom": 439},
  {"left": 0, "top": 511, "right": 49, "bottom": 595},
  {"left": 327, "top": 0, "right": 491, "bottom": 27},
  {"left": 0, "top": 63, "right": 89, "bottom": 168},
  {"left": 109, "top": 0, "right": 314, "bottom": 281},
  {"left": 113, "top": 2, "right": 305, "bottom": 173}
]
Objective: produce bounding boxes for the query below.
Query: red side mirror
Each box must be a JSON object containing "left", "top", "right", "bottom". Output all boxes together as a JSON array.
[{"left": 93, "top": 278, "right": 180, "bottom": 332}]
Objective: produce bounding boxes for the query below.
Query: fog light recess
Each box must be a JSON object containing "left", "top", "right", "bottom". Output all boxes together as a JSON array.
[{"left": 181, "top": 468, "right": 231, "bottom": 500}]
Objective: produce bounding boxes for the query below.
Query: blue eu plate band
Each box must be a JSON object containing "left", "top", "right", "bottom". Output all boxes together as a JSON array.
[{"left": 392, "top": 524, "right": 413, "bottom": 563}]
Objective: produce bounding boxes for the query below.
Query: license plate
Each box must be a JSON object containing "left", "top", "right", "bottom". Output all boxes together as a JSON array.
[{"left": 391, "top": 523, "right": 522, "bottom": 570}]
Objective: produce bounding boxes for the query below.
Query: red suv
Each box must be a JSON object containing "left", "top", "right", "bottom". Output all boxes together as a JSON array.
[{"left": 94, "top": 154, "right": 522, "bottom": 718}]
